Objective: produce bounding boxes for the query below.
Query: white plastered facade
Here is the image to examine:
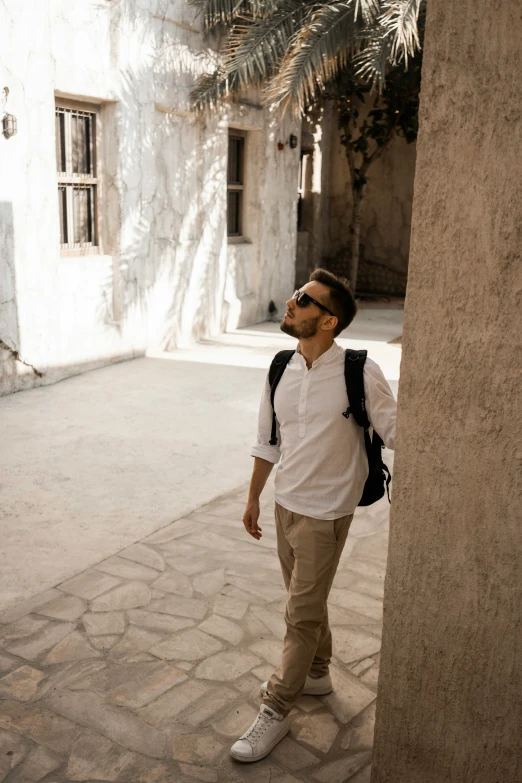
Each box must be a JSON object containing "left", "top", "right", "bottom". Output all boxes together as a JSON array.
[{"left": 0, "top": 0, "right": 300, "bottom": 394}]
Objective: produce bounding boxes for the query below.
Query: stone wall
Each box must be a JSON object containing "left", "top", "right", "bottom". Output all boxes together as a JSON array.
[
  {"left": 327, "top": 118, "right": 416, "bottom": 284},
  {"left": 0, "top": 0, "right": 300, "bottom": 395},
  {"left": 295, "top": 102, "right": 416, "bottom": 294},
  {"left": 372, "top": 1, "right": 522, "bottom": 781}
]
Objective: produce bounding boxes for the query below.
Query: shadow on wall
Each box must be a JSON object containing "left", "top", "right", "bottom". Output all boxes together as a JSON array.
[
  {"left": 0, "top": 202, "right": 37, "bottom": 393},
  {"left": 96, "top": 1, "right": 228, "bottom": 352},
  {"left": 0, "top": 203, "right": 17, "bottom": 352}
]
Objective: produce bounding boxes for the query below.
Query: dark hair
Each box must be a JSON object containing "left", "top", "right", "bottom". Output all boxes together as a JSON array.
[{"left": 309, "top": 268, "right": 357, "bottom": 337}]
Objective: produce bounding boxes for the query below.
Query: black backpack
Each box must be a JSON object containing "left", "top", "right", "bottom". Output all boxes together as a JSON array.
[{"left": 268, "top": 348, "right": 391, "bottom": 507}]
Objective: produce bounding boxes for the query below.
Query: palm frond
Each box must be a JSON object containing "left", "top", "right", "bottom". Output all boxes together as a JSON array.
[
  {"left": 379, "top": 0, "right": 423, "bottom": 66},
  {"left": 354, "top": 0, "right": 380, "bottom": 25},
  {"left": 190, "top": 0, "right": 425, "bottom": 115},
  {"left": 225, "top": 1, "right": 311, "bottom": 89},
  {"left": 190, "top": 2, "right": 310, "bottom": 110},
  {"left": 186, "top": 0, "right": 243, "bottom": 30},
  {"left": 353, "top": 0, "right": 425, "bottom": 90},
  {"left": 190, "top": 68, "right": 240, "bottom": 111},
  {"left": 266, "top": 1, "right": 372, "bottom": 116},
  {"left": 248, "top": 0, "right": 284, "bottom": 19},
  {"left": 187, "top": 0, "right": 281, "bottom": 31},
  {"left": 352, "top": 26, "right": 392, "bottom": 91}
]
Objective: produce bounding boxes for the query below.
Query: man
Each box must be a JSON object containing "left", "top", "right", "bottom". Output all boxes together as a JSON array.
[{"left": 230, "top": 269, "right": 397, "bottom": 763}]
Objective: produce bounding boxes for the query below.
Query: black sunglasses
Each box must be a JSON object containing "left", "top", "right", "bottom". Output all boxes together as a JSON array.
[{"left": 292, "top": 290, "right": 336, "bottom": 317}]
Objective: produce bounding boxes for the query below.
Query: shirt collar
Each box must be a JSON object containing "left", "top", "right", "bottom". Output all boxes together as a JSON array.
[{"left": 296, "top": 341, "right": 341, "bottom": 368}]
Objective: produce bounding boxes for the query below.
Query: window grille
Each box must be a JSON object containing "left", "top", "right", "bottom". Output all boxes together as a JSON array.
[
  {"left": 227, "top": 133, "right": 245, "bottom": 237},
  {"left": 55, "top": 105, "right": 98, "bottom": 249}
]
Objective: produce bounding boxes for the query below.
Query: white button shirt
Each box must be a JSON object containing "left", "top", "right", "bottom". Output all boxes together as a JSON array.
[{"left": 251, "top": 342, "right": 397, "bottom": 520}]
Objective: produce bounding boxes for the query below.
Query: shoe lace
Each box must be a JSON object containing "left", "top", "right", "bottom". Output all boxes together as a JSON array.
[{"left": 243, "top": 711, "right": 273, "bottom": 743}]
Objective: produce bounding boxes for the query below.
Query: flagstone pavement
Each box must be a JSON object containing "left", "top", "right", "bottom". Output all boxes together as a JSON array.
[{"left": 0, "top": 478, "right": 390, "bottom": 783}]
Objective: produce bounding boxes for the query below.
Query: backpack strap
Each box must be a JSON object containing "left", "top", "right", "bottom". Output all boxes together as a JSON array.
[
  {"left": 366, "top": 428, "right": 392, "bottom": 501},
  {"left": 344, "top": 349, "right": 371, "bottom": 430},
  {"left": 345, "top": 349, "right": 391, "bottom": 505},
  {"left": 268, "top": 350, "right": 295, "bottom": 445},
  {"left": 383, "top": 460, "right": 392, "bottom": 501}
]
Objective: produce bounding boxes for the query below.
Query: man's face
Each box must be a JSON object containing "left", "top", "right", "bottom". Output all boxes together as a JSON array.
[{"left": 280, "top": 282, "right": 333, "bottom": 339}]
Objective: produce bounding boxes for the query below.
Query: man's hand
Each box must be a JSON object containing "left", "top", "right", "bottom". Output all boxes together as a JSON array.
[
  {"left": 243, "top": 500, "right": 262, "bottom": 540},
  {"left": 243, "top": 458, "right": 273, "bottom": 540}
]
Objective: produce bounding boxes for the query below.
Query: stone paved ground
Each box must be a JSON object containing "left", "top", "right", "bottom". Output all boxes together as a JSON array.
[{"left": 0, "top": 476, "right": 390, "bottom": 783}]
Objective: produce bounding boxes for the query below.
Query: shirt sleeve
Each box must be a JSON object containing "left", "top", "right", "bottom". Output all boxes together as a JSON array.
[
  {"left": 250, "top": 372, "right": 282, "bottom": 464},
  {"left": 363, "top": 358, "right": 397, "bottom": 450}
]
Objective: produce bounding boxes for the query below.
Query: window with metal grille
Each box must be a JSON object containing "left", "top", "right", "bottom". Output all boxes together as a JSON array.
[
  {"left": 227, "top": 133, "right": 245, "bottom": 237},
  {"left": 55, "top": 104, "right": 98, "bottom": 249}
]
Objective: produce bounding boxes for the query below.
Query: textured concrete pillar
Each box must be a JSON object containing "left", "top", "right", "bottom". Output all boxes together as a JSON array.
[{"left": 372, "top": 2, "right": 522, "bottom": 782}]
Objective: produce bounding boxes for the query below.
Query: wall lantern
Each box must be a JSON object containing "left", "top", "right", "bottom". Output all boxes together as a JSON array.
[
  {"left": 278, "top": 134, "right": 299, "bottom": 151},
  {"left": 2, "top": 113, "right": 17, "bottom": 139},
  {"left": 1, "top": 87, "right": 17, "bottom": 140}
]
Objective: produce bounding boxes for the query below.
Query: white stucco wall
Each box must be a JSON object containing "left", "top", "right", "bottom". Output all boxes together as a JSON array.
[{"left": 0, "top": 0, "right": 300, "bottom": 394}]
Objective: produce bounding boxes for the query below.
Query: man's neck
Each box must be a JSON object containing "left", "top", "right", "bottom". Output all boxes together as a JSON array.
[{"left": 298, "top": 338, "right": 334, "bottom": 370}]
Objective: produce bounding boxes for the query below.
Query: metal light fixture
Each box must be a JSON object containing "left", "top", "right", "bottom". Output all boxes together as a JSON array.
[
  {"left": 2, "top": 113, "right": 17, "bottom": 139},
  {"left": 278, "top": 134, "right": 298, "bottom": 151},
  {"left": 1, "top": 87, "right": 17, "bottom": 140}
]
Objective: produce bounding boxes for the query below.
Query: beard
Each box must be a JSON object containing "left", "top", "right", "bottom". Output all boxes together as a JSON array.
[{"left": 280, "top": 314, "right": 321, "bottom": 339}]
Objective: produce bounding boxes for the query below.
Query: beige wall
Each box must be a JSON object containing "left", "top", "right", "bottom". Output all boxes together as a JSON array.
[
  {"left": 296, "top": 103, "right": 416, "bottom": 293},
  {"left": 328, "top": 119, "right": 416, "bottom": 275},
  {"left": 372, "top": 2, "right": 522, "bottom": 782}
]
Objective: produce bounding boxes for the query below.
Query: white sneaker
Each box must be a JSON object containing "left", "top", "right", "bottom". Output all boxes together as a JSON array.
[
  {"left": 230, "top": 705, "right": 289, "bottom": 763},
  {"left": 260, "top": 673, "right": 333, "bottom": 698}
]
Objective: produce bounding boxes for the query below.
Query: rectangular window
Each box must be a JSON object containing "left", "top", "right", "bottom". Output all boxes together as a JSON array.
[
  {"left": 227, "top": 132, "right": 245, "bottom": 237},
  {"left": 297, "top": 152, "right": 311, "bottom": 231},
  {"left": 56, "top": 103, "right": 98, "bottom": 250}
]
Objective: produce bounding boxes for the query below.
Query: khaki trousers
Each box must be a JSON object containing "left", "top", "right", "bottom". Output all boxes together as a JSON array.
[{"left": 263, "top": 502, "right": 353, "bottom": 716}]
